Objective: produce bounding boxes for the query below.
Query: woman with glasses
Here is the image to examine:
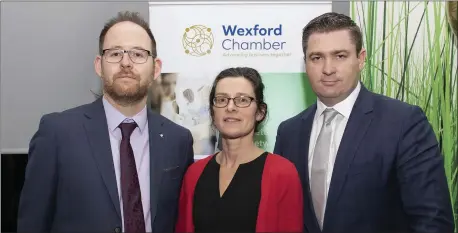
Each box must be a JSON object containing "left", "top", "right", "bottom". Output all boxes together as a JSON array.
[{"left": 175, "top": 67, "right": 303, "bottom": 233}]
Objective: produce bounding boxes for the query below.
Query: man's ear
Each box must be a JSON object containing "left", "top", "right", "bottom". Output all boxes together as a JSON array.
[
  {"left": 95, "top": 55, "right": 103, "bottom": 78},
  {"left": 358, "top": 48, "right": 367, "bottom": 71},
  {"left": 153, "top": 58, "right": 163, "bottom": 81}
]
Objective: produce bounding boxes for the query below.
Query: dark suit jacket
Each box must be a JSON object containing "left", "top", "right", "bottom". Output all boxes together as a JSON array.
[
  {"left": 273, "top": 84, "right": 455, "bottom": 233},
  {"left": 17, "top": 98, "right": 194, "bottom": 233}
]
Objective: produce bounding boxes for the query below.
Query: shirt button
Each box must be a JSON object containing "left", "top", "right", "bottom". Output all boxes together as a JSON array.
[{"left": 114, "top": 227, "right": 121, "bottom": 233}]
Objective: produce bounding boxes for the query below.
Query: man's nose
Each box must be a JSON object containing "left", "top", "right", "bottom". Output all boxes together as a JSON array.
[
  {"left": 322, "top": 59, "right": 336, "bottom": 75},
  {"left": 120, "top": 52, "right": 132, "bottom": 68}
]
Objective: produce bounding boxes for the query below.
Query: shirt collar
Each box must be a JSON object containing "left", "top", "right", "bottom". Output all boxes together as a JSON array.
[
  {"left": 316, "top": 81, "right": 361, "bottom": 118},
  {"left": 102, "top": 96, "right": 148, "bottom": 134}
]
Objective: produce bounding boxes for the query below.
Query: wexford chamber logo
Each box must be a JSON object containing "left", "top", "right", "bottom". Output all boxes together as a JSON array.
[
  {"left": 182, "top": 25, "right": 214, "bottom": 57},
  {"left": 181, "top": 23, "right": 291, "bottom": 58},
  {"left": 220, "top": 24, "right": 291, "bottom": 58}
]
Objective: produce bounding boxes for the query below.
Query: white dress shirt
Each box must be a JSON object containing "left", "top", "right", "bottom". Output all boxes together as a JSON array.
[
  {"left": 308, "top": 82, "right": 361, "bottom": 214},
  {"left": 102, "top": 97, "right": 152, "bottom": 232}
]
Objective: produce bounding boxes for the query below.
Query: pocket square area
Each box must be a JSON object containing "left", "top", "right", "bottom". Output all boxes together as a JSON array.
[
  {"left": 163, "top": 165, "right": 179, "bottom": 172},
  {"left": 162, "top": 165, "right": 181, "bottom": 180}
]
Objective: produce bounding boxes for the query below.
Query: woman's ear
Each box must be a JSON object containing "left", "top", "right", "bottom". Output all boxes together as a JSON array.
[{"left": 256, "top": 103, "right": 267, "bottom": 122}]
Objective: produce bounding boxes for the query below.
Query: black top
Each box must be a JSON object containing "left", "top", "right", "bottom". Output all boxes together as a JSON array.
[{"left": 193, "top": 152, "right": 268, "bottom": 233}]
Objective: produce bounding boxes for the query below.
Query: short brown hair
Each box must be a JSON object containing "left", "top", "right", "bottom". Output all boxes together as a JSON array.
[
  {"left": 302, "top": 12, "right": 363, "bottom": 57},
  {"left": 98, "top": 11, "right": 157, "bottom": 58}
]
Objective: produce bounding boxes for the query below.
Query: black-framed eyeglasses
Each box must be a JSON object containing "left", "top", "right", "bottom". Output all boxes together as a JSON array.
[
  {"left": 213, "top": 96, "right": 256, "bottom": 108},
  {"left": 102, "top": 48, "right": 153, "bottom": 64}
]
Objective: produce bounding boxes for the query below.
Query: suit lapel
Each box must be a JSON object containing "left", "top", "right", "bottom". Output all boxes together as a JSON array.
[
  {"left": 298, "top": 104, "right": 323, "bottom": 233},
  {"left": 83, "top": 98, "right": 121, "bottom": 218},
  {"left": 323, "top": 86, "right": 374, "bottom": 229},
  {"left": 147, "top": 110, "right": 166, "bottom": 227}
]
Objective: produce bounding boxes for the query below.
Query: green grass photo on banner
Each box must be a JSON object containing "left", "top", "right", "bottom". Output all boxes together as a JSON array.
[{"left": 254, "top": 73, "right": 316, "bottom": 153}]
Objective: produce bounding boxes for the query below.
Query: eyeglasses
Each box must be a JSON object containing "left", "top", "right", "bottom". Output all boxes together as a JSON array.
[
  {"left": 102, "top": 48, "right": 153, "bottom": 64},
  {"left": 213, "top": 96, "right": 256, "bottom": 108}
]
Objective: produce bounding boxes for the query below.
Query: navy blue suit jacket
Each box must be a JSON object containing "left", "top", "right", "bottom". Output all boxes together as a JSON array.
[
  {"left": 17, "top": 98, "right": 194, "bottom": 233},
  {"left": 273, "top": 84, "right": 454, "bottom": 233}
]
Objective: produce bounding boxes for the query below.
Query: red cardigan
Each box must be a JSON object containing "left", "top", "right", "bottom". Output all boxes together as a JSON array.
[{"left": 175, "top": 153, "right": 304, "bottom": 233}]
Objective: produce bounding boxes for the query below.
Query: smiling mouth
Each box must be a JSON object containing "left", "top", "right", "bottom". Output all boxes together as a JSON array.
[{"left": 224, "top": 118, "right": 241, "bottom": 122}]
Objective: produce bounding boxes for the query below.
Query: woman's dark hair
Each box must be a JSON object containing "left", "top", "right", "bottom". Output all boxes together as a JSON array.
[{"left": 209, "top": 67, "right": 268, "bottom": 132}]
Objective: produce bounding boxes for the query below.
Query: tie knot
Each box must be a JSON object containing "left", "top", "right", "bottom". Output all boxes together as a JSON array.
[
  {"left": 119, "top": 122, "right": 137, "bottom": 139},
  {"left": 323, "top": 108, "right": 339, "bottom": 125}
]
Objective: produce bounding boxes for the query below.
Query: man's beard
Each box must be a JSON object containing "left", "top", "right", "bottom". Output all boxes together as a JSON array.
[{"left": 103, "top": 69, "right": 150, "bottom": 106}]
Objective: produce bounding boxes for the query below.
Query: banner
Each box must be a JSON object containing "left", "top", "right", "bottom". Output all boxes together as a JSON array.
[{"left": 149, "top": 1, "right": 332, "bottom": 159}]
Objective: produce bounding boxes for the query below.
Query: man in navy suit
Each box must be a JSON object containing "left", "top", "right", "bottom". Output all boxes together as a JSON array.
[
  {"left": 274, "top": 12, "right": 454, "bottom": 233},
  {"left": 17, "top": 11, "right": 194, "bottom": 233}
]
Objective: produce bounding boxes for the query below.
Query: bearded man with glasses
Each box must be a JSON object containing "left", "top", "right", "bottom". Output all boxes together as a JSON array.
[{"left": 18, "top": 11, "right": 194, "bottom": 233}]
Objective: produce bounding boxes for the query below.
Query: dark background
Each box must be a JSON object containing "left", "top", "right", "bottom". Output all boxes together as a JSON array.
[{"left": 2, "top": 154, "right": 28, "bottom": 232}]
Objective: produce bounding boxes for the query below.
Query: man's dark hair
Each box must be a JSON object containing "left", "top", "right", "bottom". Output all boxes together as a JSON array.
[
  {"left": 209, "top": 67, "right": 268, "bottom": 133},
  {"left": 302, "top": 12, "right": 363, "bottom": 57},
  {"left": 98, "top": 11, "right": 157, "bottom": 58}
]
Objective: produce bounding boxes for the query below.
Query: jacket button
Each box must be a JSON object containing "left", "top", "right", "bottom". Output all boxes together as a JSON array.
[{"left": 114, "top": 227, "right": 121, "bottom": 233}]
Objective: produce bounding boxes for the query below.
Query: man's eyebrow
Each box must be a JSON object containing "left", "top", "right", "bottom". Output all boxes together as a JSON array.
[{"left": 308, "top": 50, "right": 350, "bottom": 57}]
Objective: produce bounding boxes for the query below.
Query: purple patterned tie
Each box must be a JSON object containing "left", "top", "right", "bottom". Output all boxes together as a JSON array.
[{"left": 119, "top": 122, "right": 146, "bottom": 233}]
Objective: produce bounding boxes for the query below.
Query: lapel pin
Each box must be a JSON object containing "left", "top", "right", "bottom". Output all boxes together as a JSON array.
[{"left": 160, "top": 134, "right": 164, "bottom": 138}]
